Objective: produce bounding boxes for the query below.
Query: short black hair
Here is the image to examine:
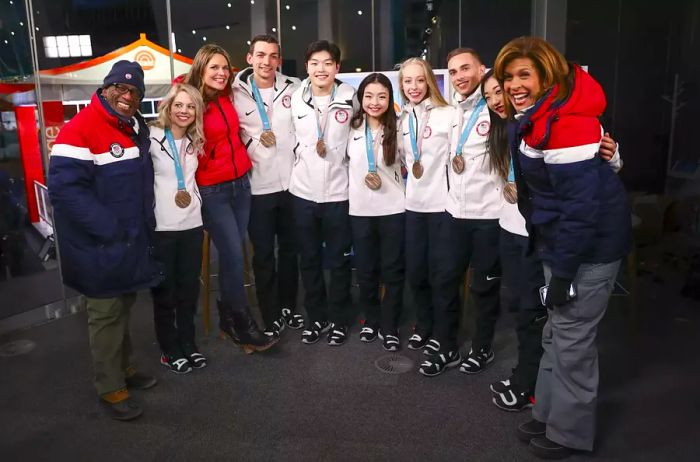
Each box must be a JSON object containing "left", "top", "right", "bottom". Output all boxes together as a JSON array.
[
  {"left": 304, "top": 40, "right": 341, "bottom": 63},
  {"left": 249, "top": 34, "right": 280, "bottom": 54}
]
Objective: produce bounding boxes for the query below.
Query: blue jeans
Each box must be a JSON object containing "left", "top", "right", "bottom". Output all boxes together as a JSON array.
[{"left": 199, "top": 177, "right": 251, "bottom": 313}]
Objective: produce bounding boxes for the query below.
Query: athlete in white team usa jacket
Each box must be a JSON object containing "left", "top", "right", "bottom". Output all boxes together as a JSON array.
[
  {"left": 233, "top": 68, "right": 301, "bottom": 195},
  {"left": 289, "top": 78, "right": 357, "bottom": 203}
]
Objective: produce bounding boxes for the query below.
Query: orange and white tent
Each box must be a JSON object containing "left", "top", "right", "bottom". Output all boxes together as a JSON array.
[{"left": 37, "top": 33, "right": 193, "bottom": 101}]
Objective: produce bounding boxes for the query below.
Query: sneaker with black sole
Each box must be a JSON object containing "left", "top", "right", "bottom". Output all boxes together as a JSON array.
[
  {"left": 181, "top": 344, "right": 207, "bottom": 369},
  {"left": 328, "top": 324, "right": 348, "bottom": 346},
  {"left": 407, "top": 329, "right": 430, "bottom": 350},
  {"left": 301, "top": 320, "right": 331, "bottom": 344},
  {"left": 281, "top": 308, "right": 304, "bottom": 330},
  {"left": 418, "top": 350, "right": 461, "bottom": 377},
  {"left": 378, "top": 330, "right": 400, "bottom": 351},
  {"left": 160, "top": 354, "right": 193, "bottom": 374},
  {"left": 459, "top": 346, "right": 495, "bottom": 374},
  {"left": 529, "top": 437, "right": 574, "bottom": 459},
  {"left": 492, "top": 387, "right": 534, "bottom": 412},
  {"left": 99, "top": 396, "right": 143, "bottom": 421},
  {"left": 359, "top": 325, "right": 378, "bottom": 343},
  {"left": 517, "top": 419, "right": 547, "bottom": 443},
  {"left": 124, "top": 370, "right": 158, "bottom": 389},
  {"left": 423, "top": 338, "right": 440, "bottom": 355}
]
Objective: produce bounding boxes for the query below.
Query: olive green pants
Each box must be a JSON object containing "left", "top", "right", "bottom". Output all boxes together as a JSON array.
[{"left": 85, "top": 293, "right": 137, "bottom": 396}]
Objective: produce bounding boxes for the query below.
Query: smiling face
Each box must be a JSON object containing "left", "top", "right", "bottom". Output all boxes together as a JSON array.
[
  {"left": 247, "top": 40, "right": 280, "bottom": 85},
  {"left": 362, "top": 82, "right": 390, "bottom": 120},
  {"left": 305, "top": 50, "right": 339, "bottom": 93},
  {"left": 447, "top": 52, "right": 485, "bottom": 98},
  {"left": 169, "top": 90, "right": 197, "bottom": 132},
  {"left": 202, "top": 53, "right": 231, "bottom": 96},
  {"left": 401, "top": 63, "right": 428, "bottom": 104},
  {"left": 502, "top": 57, "right": 543, "bottom": 112},
  {"left": 103, "top": 83, "right": 141, "bottom": 118},
  {"left": 483, "top": 76, "right": 507, "bottom": 119}
]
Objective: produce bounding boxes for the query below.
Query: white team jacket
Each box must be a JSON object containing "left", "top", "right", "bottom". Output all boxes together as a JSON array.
[
  {"left": 446, "top": 88, "right": 505, "bottom": 220},
  {"left": 233, "top": 68, "right": 301, "bottom": 195},
  {"left": 399, "top": 100, "right": 457, "bottom": 213},
  {"left": 149, "top": 125, "right": 203, "bottom": 232},
  {"left": 288, "top": 79, "right": 357, "bottom": 203},
  {"left": 347, "top": 120, "right": 405, "bottom": 217}
]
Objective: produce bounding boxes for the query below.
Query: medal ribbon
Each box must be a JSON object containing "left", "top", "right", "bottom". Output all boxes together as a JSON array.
[
  {"left": 455, "top": 97, "right": 487, "bottom": 158},
  {"left": 311, "top": 84, "right": 337, "bottom": 141},
  {"left": 364, "top": 118, "right": 384, "bottom": 174},
  {"left": 408, "top": 106, "right": 431, "bottom": 163},
  {"left": 250, "top": 78, "right": 273, "bottom": 131},
  {"left": 164, "top": 129, "right": 187, "bottom": 191}
]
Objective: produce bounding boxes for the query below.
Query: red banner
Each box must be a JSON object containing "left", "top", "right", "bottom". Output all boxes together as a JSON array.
[{"left": 15, "top": 101, "right": 63, "bottom": 223}]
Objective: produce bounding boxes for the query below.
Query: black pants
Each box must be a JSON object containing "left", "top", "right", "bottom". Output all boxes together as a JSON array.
[
  {"left": 292, "top": 196, "right": 352, "bottom": 325},
  {"left": 500, "top": 228, "right": 546, "bottom": 392},
  {"left": 151, "top": 227, "right": 203, "bottom": 356},
  {"left": 351, "top": 213, "right": 405, "bottom": 333},
  {"left": 405, "top": 211, "right": 459, "bottom": 344},
  {"left": 449, "top": 218, "right": 501, "bottom": 352},
  {"left": 249, "top": 190, "right": 299, "bottom": 328}
]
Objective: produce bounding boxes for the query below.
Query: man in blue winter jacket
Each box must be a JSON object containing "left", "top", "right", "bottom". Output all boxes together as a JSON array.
[{"left": 48, "top": 60, "right": 162, "bottom": 421}]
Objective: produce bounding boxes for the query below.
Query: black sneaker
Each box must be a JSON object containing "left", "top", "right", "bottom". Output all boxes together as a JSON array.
[
  {"left": 281, "top": 308, "right": 304, "bottom": 330},
  {"left": 181, "top": 343, "right": 208, "bottom": 369},
  {"left": 301, "top": 320, "right": 331, "bottom": 344},
  {"left": 264, "top": 317, "right": 285, "bottom": 339},
  {"left": 517, "top": 419, "right": 547, "bottom": 443},
  {"left": 529, "top": 437, "right": 573, "bottom": 459},
  {"left": 328, "top": 324, "right": 348, "bottom": 346},
  {"left": 459, "top": 346, "right": 495, "bottom": 374},
  {"left": 492, "top": 387, "right": 534, "bottom": 412},
  {"left": 490, "top": 377, "right": 514, "bottom": 394},
  {"left": 423, "top": 338, "right": 440, "bottom": 355},
  {"left": 359, "top": 325, "right": 378, "bottom": 343},
  {"left": 160, "top": 354, "right": 193, "bottom": 374},
  {"left": 378, "top": 330, "right": 400, "bottom": 351},
  {"left": 407, "top": 328, "right": 430, "bottom": 350},
  {"left": 418, "top": 350, "right": 461, "bottom": 377}
]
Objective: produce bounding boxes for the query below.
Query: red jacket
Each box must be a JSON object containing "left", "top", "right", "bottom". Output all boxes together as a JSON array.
[{"left": 196, "top": 94, "right": 252, "bottom": 186}]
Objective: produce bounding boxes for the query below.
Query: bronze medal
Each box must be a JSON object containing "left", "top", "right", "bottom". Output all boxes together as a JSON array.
[
  {"left": 452, "top": 155, "right": 465, "bottom": 174},
  {"left": 412, "top": 161, "right": 424, "bottom": 179},
  {"left": 260, "top": 130, "right": 276, "bottom": 148},
  {"left": 503, "top": 182, "right": 518, "bottom": 204},
  {"left": 364, "top": 172, "right": 382, "bottom": 190},
  {"left": 316, "top": 139, "right": 327, "bottom": 158},
  {"left": 175, "top": 190, "right": 192, "bottom": 208}
]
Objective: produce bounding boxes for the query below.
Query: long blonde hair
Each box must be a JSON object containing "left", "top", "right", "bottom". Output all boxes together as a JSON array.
[
  {"left": 153, "top": 83, "right": 206, "bottom": 155},
  {"left": 183, "top": 43, "right": 234, "bottom": 101},
  {"left": 398, "top": 58, "right": 449, "bottom": 107}
]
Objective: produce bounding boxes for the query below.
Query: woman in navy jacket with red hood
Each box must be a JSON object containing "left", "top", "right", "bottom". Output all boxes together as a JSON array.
[
  {"left": 494, "top": 37, "right": 631, "bottom": 459},
  {"left": 182, "top": 44, "right": 276, "bottom": 353}
]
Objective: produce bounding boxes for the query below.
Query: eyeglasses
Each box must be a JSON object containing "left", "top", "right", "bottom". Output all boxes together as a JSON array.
[{"left": 111, "top": 83, "right": 142, "bottom": 99}]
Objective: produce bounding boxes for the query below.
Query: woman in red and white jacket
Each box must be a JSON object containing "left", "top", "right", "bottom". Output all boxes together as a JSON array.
[{"left": 183, "top": 44, "right": 276, "bottom": 353}]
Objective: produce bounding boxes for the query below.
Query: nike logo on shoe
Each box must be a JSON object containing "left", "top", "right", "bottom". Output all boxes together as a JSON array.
[{"left": 486, "top": 275, "right": 500, "bottom": 281}]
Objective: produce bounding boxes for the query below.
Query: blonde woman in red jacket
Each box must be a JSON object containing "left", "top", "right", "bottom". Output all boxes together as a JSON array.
[{"left": 183, "top": 44, "right": 276, "bottom": 353}]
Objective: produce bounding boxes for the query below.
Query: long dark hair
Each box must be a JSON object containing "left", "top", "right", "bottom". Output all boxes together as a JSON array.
[
  {"left": 480, "top": 69, "right": 510, "bottom": 181},
  {"left": 350, "top": 73, "right": 397, "bottom": 166}
]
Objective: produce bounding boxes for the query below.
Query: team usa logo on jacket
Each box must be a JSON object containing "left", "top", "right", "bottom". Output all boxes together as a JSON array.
[
  {"left": 423, "top": 126, "right": 432, "bottom": 138},
  {"left": 476, "top": 121, "right": 490, "bottom": 136},
  {"left": 282, "top": 95, "right": 292, "bottom": 108},
  {"left": 335, "top": 109, "right": 349, "bottom": 124},
  {"left": 109, "top": 142, "right": 124, "bottom": 158}
]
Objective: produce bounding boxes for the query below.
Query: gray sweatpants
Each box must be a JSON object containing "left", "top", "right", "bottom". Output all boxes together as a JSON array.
[{"left": 532, "top": 260, "right": 621, "bottom": 451}]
